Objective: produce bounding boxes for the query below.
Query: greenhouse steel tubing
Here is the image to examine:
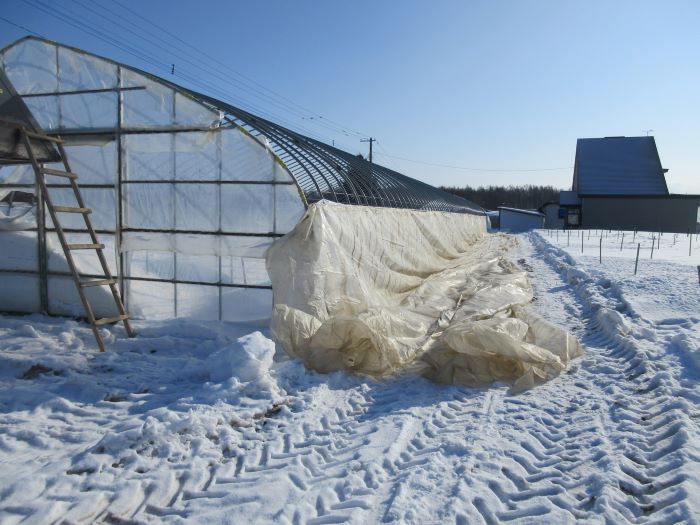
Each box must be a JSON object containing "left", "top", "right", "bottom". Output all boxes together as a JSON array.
[
  {"left": 226, "top": 108, "right": 386, "bottom": 208},
  {"left": 219, "top": 116, "right": 326, "bottom": 205},
  {"left": 224, "top": 113, "right": 348, "bottom": 205},
  {"left": 178, "top": 88, "right": 480, "bottom": 214},
  {"left": 0, "top": 268, "right": 272, "bottom": 291},
  {"left": 1, "top": 36, "right": 482, "bottom": 215},
  {"left": 315, "top": 142, "right": 411, "bottom": 209},
  {"left": 20, "top": 86, "right": 145, "bottom": 97}
]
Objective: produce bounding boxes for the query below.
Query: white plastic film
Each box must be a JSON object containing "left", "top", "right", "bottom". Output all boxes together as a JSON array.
[
  {"left": 221, "top": 128, "right": 276, "bottom": 181},
  {"left": 126, "top": 251, "right": 174, "bottom": 280},
  {"left": 58, "top": 46, "right": 118, "bottom": 91},
  {"left": 46, "top": 232, "right": 117, "bottom": 275},
  {"left": 126, "top": 280, "right": 174, "bottom": 319},
  {"left": 120, "top": 232, "right": 273, "bottom": 258},
  {"left": 23, "top": 95, "right": 59, "bottom": 130},
  {"left": 2, "top": 38, "right": 58, "bottom": 94},
  {"left": 62, "top": 141, "right": 117, "bottom": 185},
  {"left": 0, "top": 231, "right": 38, "bottom": 271},
  {"left": 121, "top": 69, "right": 174, "bottom": 128},
  {"left": 175, "top": 253, "right": 219, "bottom": 283},
  {"left": 124, "top": 183, "right": 174, "bottom": 229},
  {"left": 174, "top": 132, "right": 218, "bottom": 181},
  {"left": 175, "top": 184, "right": 218, "bottom": 230},
  {"left": 174, "top": 92, "right": 220, "bottom": 128},
  {"left": 273, "top": 160, "right": 293, "bottom": 183},
  {"left": 176, "top": 284, "right": 219, "bottom": 320},
  {"left": 221, "top": 287, "right": 272, "bottom": 325},
  {"left": 46, "top": 188, "right": 115, "bottom": 231},
  {"left": 124, "top": 133, "right": 173, "bottom": 181},
  {"left": 0, "top": 164, "right": 34, "bottom": 187},
  {"left": 221, "top": 256, "right": 270, "bottom": 286},
  {"left": 48, "top": 276, "right": 119, "bottom": 319},
  {"left": 274, "top": 184, "right": 305, "bottom": 234},
  {"left": 267, "top": 201, "right": 582, "bottom": 391},
  {"left": 221, "top": 184, "right": 273, "bottom": 234},
  {"left": 59, "top": 92, "right": 117, "bottom": 129},
  {"left": 0, "top": 274, "right": 40, "bottom": 313}
]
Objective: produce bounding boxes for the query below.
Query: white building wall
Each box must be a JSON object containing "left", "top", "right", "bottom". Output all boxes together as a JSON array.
[{"left": 499, "top": 209, "right": 545, "bottom": 232}]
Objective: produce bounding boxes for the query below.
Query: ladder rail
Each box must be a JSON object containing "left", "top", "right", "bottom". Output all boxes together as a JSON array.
[
  {"left": 21, "top": 131, "right": 106, "bottom": 351},
  {"left": 16, "top": 125, "right": 135, "bottom": 350},
  {"left": 54, "top": 140, "right": 135, "bottom": 338}
]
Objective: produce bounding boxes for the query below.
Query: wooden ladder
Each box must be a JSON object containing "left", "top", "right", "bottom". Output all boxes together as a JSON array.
[{"left": 21, "top": 128, "right": 135, "bottom": 351}]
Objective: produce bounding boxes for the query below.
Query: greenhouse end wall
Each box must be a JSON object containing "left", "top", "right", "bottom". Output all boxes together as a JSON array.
[{"left": 0, "top": 37, "right": 305, "bottom": 323}]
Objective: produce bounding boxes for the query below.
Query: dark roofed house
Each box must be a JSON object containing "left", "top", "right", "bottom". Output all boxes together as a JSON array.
[
  {"left": 573, "top": 136, "right": 668, "bottom": 196},
  {"left": 560, "top": 136, "right": 699, "bottom": 233}
]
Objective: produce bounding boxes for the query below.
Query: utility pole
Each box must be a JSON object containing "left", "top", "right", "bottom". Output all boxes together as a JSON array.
[{"left": 361, "top": 137, "right": 375, "bottom": 163}]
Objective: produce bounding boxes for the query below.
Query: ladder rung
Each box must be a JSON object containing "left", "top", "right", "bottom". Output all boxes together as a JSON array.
[
  {"left": 95, "top": 314, "right": 129, "bottom": 326},
  {"left": 67, "top": 243, "right": 104, "bottom": 250},
  {"left": 81, "top": 278, "right": 116, "bottom": 288},
  {"left": 54, "top": 206, "right": 91, "bottom": 214},
  {"left": 25, "top": 131, "right": 64, "bottom": 143},
  {"left": 41, "top": 167, "right": 77, "bottom": 179}
]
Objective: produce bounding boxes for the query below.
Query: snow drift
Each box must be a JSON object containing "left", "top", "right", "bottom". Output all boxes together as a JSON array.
[{"left": 267, "top": 201, "right": 582, "bottom": 390}]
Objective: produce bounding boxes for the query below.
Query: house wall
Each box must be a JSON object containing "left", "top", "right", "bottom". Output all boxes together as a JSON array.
[
  {"left": 581, "top": 196, "right": 700, "bottom": 233},
  {"left": 499, "top": 210, "right": 545, "bottom": 232},
  {"left": 542, "top": 204, "right": 565, "bottom": 229}
]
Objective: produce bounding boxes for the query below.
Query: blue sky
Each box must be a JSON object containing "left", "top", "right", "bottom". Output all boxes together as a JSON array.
[{"left": 2, "top": 0, "right": 699, "bottom": 192}]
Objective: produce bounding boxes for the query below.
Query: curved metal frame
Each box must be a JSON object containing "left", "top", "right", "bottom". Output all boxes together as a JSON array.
[{"left": 1, "top": 36, "right": 484, "bottom": 215}]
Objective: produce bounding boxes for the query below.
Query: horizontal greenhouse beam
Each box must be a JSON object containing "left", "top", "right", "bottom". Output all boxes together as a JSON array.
[
  {"left": 21, "top": 86, "right": 146, "bottom": 97},
  {"left": 0, "top": 227, "right": 286, "bottom": 238},
  {"left": 0, "top": 268, "right": 272, "bottom": 290}
]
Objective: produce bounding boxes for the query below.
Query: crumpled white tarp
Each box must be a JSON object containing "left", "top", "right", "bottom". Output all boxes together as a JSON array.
[{"left": 266, "top": 201, "right": 582, "bottom": 391}]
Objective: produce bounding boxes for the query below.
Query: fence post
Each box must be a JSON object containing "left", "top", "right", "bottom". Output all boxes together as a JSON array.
[
  {"left": 581, "top": 233, "right": 584, "bottom": 253},
  {"left": 620, "top": 232, "right": 624, "bottom": 251},
  {"left": 567, "top": 230, "right": 570, "bottom": 247},
  {"left": 651, "top": 236, "right": 655, "bottom": 259},
  {"left": 634, "top": 243, "right": 640, "bottom": 275},
  {"left": 599, "top": 237, "right": 602, "bottom": 263},
  {"left": 691, "top": 235, "right": 693, "bottom": 257}
]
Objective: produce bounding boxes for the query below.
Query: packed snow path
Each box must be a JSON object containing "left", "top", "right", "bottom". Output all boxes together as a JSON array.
[{"left": 1, "top": 233, "right": 698, "bottom": 524}]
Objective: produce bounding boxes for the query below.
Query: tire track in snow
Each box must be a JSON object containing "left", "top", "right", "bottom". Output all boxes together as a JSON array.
[
  {"left": 92, "top": 232, "right": 700, "bottom": 523},
  {"left": 6, "top": 231, "right": 699, "bottom": 524}
]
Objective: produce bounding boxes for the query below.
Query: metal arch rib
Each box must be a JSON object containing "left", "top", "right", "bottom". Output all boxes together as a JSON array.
[{"left": 0, "top": 36, "right": 485, "bottom": 216}]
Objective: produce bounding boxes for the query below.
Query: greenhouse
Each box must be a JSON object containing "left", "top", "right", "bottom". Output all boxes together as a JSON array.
[{"left": 0, "top": 36, "right": 485, "bottom": 324}]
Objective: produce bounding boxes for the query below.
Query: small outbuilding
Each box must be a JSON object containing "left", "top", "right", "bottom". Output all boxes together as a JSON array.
[{"left": 498, "top": 206, "right": 545, "bottom": 232}]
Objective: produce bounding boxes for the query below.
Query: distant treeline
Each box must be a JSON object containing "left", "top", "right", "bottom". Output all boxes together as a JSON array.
[{"left": 441, "top": 184, "right": 562, "bottom": 211}]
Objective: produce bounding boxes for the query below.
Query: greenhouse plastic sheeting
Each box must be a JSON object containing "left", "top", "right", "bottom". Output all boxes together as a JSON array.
[{"left": 267, "top": 201, "right": 583, "bottom": 391}]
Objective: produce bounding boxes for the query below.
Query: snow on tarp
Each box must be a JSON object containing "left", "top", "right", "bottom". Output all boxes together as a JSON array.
[{"left": 267, "top": 201, "right": 583, "bottom": 391}]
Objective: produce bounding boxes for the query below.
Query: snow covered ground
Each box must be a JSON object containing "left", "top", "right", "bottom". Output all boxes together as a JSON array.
[{"left": 1, "top": 231, "right": 699, "bottom": 524}]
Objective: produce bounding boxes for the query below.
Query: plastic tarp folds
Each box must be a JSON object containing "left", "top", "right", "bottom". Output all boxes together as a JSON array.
[{"left": 267, "top": 201, "right": 582, "bottom": 391}]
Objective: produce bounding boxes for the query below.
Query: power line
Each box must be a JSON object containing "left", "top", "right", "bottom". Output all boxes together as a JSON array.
[
  {"left": 0, "top": 15, "right": 43, "bottom": 37},
  {"left": 110, "top": 0, "right": 367, "bottom": 136},
  {"left": 374, "top": 150, "right": 573, "bottom": 173},
  {"left": 18, "top": 0, "right": 357, "bottom": 147},
  {"left": 90, "top": 0, "right": 368, "bottom": 140}
]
